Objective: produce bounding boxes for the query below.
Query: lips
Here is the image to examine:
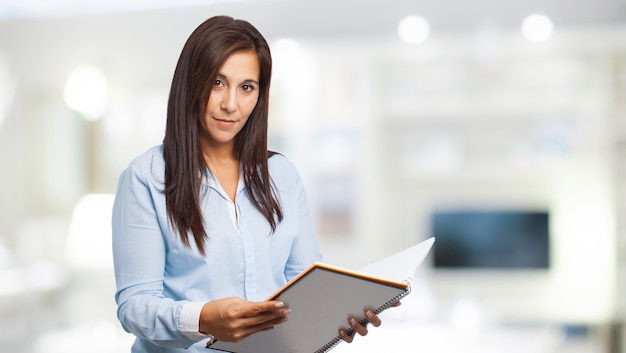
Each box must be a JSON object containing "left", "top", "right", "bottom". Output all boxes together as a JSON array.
[
  {"left": 214, "top": 117, "right": 237, "bottom": 123},
  {"left": 212, "top": 117, "right": 239, "bottom": 130}
]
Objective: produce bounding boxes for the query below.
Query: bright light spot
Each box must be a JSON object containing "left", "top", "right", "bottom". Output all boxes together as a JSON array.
[
  {"left": 450, "top": 298, "right": 484, "bottom": 339},
  {"left": 271, "top": 37, "right": 316, "bottom": 93},
  {"left": 269, "top": 37, "right": 317, "bottom": 135},
  {"left": 398, "top": 15, "right": 431, "bottom": 45},
  {"left": 0, "top": 55, "right": 14, "bottom": 131},
  {"left": 271, "top": 38, "right": 304, "bottom": 77},
  {"left": 66, "top": 194, "right": 115, "bottom": 269},
  {"left": 271, "top": 37, "right": 302, "bottom": 54},
  {"left": 521, "top": 13, "right": 554, "bottom": 42},
  {"left": 63, "top": 66, "right": 108, "bottom": 121}
]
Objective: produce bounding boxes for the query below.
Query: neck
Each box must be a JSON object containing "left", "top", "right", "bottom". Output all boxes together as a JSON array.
[{"left": 201, "top": 140, "right": 236, "bottom": 164}]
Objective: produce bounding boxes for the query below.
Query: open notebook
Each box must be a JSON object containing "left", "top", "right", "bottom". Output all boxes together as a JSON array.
[{"left": 207, "top": 237, "right": 435, "bottom": 353}]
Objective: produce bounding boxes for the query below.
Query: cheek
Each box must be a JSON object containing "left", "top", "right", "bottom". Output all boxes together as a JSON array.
[
  {"left": 206, "top": 95, "right": 218, "bottom": 112},
  {"left": 243, "top": 96, "right": 259, "bottom": 116}
]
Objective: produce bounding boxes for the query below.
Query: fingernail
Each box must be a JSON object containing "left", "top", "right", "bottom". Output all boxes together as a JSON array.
[
  {"left": 366, "top": 310, "right": 374, "bottom": 318},
  {"left": 275, "top": 302, "right": 285, "bottom": 308},
  {"left": 349, "top": 318, "right": 357, "bottom": 325}
]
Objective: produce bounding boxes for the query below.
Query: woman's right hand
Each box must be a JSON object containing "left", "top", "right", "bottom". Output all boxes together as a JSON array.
[{"left": 199, "top": 297, "right": 290, "bottom": 342}]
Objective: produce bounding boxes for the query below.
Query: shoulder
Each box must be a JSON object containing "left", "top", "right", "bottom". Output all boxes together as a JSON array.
[
  {"left": 126, "top": 145, "right": 164, "bottom": 171},
  {"left": 119, "top": 145, "right": 165, "bottom": 184},
  {"left": 268, "top": 152, "right": 303, "bottom": 190}
]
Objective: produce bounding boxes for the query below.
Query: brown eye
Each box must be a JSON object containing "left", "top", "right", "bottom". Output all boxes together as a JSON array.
[{"left": 241, "top": 84, "right": 256, "bottom": 92}]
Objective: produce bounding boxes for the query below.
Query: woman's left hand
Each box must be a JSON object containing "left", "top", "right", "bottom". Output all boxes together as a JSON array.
[{"left": 338, "top": 301, "right": 401, "bottom": 343}]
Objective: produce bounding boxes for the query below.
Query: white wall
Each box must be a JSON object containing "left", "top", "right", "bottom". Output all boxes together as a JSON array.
[{"left": 281, "top": 32, "right": 621, "bottom": 324}]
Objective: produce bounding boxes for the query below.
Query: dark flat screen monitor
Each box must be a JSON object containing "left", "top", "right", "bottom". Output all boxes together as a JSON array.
[{"left": 431, "top": 209, "right": 550, "bottom": 269}]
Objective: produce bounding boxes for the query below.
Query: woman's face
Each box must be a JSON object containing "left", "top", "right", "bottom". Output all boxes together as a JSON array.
[{"left": 203, "top": 50, "right": 260, "bottom": 150}]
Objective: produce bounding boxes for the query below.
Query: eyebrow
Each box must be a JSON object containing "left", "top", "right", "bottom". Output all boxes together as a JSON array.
[{"left": 216, "top": 73, "right": 259, "bottom": 86}]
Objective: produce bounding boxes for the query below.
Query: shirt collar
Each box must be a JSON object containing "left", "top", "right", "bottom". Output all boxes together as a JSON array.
[{"left": 201, "top": 168, "right": 245, "bottom": 198}]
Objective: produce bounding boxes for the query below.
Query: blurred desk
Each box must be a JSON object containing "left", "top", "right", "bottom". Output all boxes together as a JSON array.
[
  {"left": 0, "top": 262, "right": 67, "bottom": 352},
  {"left": 332, "top": 320, "right": 607, "bottom": 353}
]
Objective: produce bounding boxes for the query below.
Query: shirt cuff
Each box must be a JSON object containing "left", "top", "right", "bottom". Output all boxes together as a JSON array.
[{"left": 180, "top": 301, "right": 213, "bottom": 342}]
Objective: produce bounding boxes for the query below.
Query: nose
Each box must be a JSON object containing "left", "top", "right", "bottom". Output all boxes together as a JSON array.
[{"left": 220, "top": 88, "right": 237, "bottom": 113}]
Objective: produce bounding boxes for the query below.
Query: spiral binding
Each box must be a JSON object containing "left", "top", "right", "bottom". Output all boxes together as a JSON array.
[{"left": 313, "top": 283, "right": 412, "bottom": 353}]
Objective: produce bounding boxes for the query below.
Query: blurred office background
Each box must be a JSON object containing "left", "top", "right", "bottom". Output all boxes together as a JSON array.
[{"left": 1, "top": 0, "right": 625, "bottom": 352}]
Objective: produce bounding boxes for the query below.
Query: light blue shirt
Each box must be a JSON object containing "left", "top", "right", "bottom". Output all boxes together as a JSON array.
[{"left": 112, "top": 145, "right": 322, "bottom": 353}]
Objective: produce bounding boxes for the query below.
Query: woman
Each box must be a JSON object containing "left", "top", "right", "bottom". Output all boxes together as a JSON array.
[{"left": 112, "top": 15, "right": 389, "bottom": 352}]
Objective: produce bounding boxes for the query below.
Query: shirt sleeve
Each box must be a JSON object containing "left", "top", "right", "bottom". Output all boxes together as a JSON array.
[
  {"left": 112, "top": 159, "right": 198, "bottom": 349},
  {"left": 279, "top": 158, "right": 323, "bottom": 281},
  {"left": 180, "top": 301, "right": 213, "bottom": 341}
]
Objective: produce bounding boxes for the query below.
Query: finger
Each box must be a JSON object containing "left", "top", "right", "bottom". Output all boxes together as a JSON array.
[
  {"left": 348, "top": 317, "right": 368, "bottom": 336},
  {"left": 339, "top": 328, "right": 354, "bottom": 343},
  {"left": 365, "top": 310, "right": 381, "bottom": 327},
  {"left": 257, "top": 314, "right": 287, "bottom": 331},
  {"left": 238, "top": 301, "right": 289, "bottom": 326},
  {"left": 262, "top": 313, "right": 289, "bottom": 327},
  {"left": 240, "top": 306, "right": 290, "bottom": 331},
  {"left": 266, "top": 300, "right": 288, "bottom": 309},
  {"left": 235, "top": 315, "right": 287, "bottom": 342},
  {"left": 246, "top": 301, "right": 287, "bottom": 316}
]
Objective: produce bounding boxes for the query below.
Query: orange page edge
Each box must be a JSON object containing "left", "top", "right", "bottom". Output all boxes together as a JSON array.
[{"left": 266, "top": 262, "right": 409, "bottom": 301}]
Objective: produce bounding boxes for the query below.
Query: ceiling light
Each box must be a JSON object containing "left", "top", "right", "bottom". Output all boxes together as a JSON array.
[
  {"left": 521, "top": 13, "right": 554, "bottom": 42},
  {"left": 398, "top": 15, "right": 431, "bottom": 45},
  {"left": 63, "top": 66, "right": 108, "bottom": 121}
]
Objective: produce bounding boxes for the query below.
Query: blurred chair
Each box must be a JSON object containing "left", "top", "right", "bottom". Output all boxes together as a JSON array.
[
  {"left": 66, "top": 193, "right": 115, "bottom": 269},
  {"left": 34, "top": 193, "right": 134, "bottom": 353},
  {"left": 0, "top": 218, "right": 68, "bottom": 352}
]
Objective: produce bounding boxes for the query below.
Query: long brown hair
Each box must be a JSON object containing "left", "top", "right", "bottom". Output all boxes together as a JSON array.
[{"left": 162, "top": 15, "right": 282, "bottom": 255}]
